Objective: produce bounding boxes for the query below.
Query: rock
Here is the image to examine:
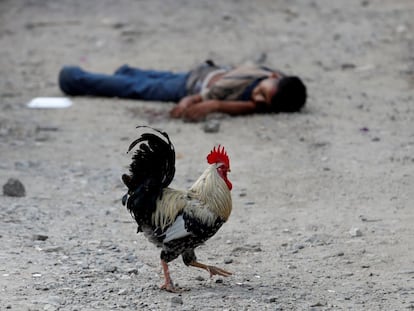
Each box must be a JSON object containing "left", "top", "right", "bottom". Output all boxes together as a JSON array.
[
  {"left": 203, "top": 119, "right": 220, "bottom": 133},
  {"left": 32, "top": 234, "right": 49, "bottom": 241},
  {"left": 118, "top": 288, "right": 128, "bottom": 295},
  {"left": 341, "top": 63, "right": 356, "bottom": 70},
  {"left": 123, "top": 253, "right": 137, "bottom": 263},
  {"left": 265, "top": 297, "right": 278, "bottom": 303},
  {"left": 398, "top": 270, "right": 414, "bottom": 275},
  {"left": 310, "top": 301, "right": 325, "bottom": 307},
  {"left": 43, "top": 246, "right": 64, "bottom": 253},
  {"left": 3, "top": 178, "right": 26, "bottom": 197},
  {"left": 349, "top": 228, "right": 362, "bottom": 237},
  {"left": 304, "top": 234, "right": 331, "bottom": 246},
  {"left": 171, "top": 296, "right": 183, "bottom": 305},
  {"left": 127, "top": 268, "right": 138, "bottom": 275},
  {"left": 35, "top": 284, "right": 51, "bottom": 291},
  {"left": 104, "top": 265, "right": 118, "bottom": 273},
  {"left": 231, "top": 244, "right": 262, "bottom": 253},
  {"left": 254, "top": 52, "right": 267, "bottom": 64},
  {"left": 43, "top": 305, "right": 58, "bottom": 311},
  {"left": 294, "top": 244, "right": 305, "bottom": 250},
  {"left": 46, "top": 295, "right": 63, "bottom": 306}
]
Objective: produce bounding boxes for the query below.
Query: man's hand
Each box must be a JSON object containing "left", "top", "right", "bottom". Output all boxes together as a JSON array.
[
  {"left": 182, "top": 101, "right": 219, "bottom": 122},
  {"left": 170, "top": 95, "right": 257, "bottom": 122},
  {"left": 170, "top": 94, "right": 202, "bottom": 118}
]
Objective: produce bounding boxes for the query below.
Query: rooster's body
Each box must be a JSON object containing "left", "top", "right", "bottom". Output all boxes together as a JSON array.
[{"left": 122, "top": 127, "right": 232, "bottom": 292}]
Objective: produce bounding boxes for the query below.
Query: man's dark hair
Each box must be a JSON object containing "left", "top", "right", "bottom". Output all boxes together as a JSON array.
[{"left": 270, "top": 76, "right": 307, "bottom": 112}]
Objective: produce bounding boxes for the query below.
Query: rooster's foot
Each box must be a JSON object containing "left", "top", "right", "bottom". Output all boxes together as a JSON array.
[
  {"left": 160, "top": 259, "right": 189, "bottom": 293},
  {"left": 189, "top": 260, "right": 232, "bottom": 278},
  {"left": 206, "top": 265, "right": 232, "bottom": 278},
  {"left": 160, "top": 282, "right": 181, "bottom": 293}
]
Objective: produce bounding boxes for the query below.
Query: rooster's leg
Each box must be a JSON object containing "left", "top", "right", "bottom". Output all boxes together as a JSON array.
[
  {"left": 160, "top": 260, "right": 180, "bottom": 292},
  {"left": 189, "top": 260, "right": 232, "bottom": 278}
]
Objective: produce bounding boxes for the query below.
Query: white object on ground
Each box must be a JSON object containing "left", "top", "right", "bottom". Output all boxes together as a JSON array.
[{"left": 27, "top": 97, "right": 73, "bottom": 109}]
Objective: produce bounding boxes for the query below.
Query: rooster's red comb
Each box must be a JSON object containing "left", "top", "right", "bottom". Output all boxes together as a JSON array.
[{"left": 207, "top": 145, "right": 230, "bottom": 167}]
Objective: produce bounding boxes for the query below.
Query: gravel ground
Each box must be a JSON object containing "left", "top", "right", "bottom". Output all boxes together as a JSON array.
[{"left": 1, "top": 0, "right": 414, "bottom": 310}]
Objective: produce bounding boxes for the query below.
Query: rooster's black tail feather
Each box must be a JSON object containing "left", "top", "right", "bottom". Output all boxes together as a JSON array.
[{"left": 122, "top": 126, "right": 175, "bottom": 228}]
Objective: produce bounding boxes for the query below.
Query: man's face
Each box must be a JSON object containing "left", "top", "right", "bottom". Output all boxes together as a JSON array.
[{"left": 251, "top": 73, "right": 282, "bottom": 107}]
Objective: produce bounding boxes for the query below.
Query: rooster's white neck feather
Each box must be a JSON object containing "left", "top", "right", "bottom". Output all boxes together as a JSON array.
[{"left": 152, "top": 165, "right": 232, "bottom": 230}]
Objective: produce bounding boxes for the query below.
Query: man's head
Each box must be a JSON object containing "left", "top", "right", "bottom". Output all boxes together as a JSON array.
[
  {"left": 271, "top": 76, "right": 307, "bottom": 112},
  {"left": 252, "top": 74, "right": 307, "bottom": 113}
]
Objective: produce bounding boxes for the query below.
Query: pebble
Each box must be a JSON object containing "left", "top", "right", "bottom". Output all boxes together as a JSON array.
[
  {"left": 232, "top": 244, "right": 262, "bottom": 253},
  {"left": 32, "top": 234, "right": 49, "bottom": 241},
  {"left": 35, "top": 284, "right": 51, "bottom": 291},
  {"left": 127, "top": 268, "right": 138, "bottom": 275},
  {"left": 47, "top": 295, "right": 63, "bottom": 306},
  {"left": 43, "top": 305, "right": 58, "bottom": 311},
  {"left": 171, "top": 296, "right": 183, "bottom": 305},
  {"left": 122, "top": 253, "right": 137, "bottom": 263},
  {"left": 118, "top": 288, "right": 128, "bottom": 295},
  {"left": 3, "top": 178, "right": 26, "bottom": 197},
  {"left": 104, "top": 265, "right": 118, "bottom": 273},
  {"left": 254, "top": 52, "right": 267, "bottom": 64},
  {"left": 349, "top": 228, "right": 362, "bottom": 237},
  {"left": 14, "top": 160, "right": 40, "bottom": 170},
  {"left": 310, "top": 301, "right": 325, "bottom": 307},
  {"left": 398, "top": 270, "right": 414, "bottom": 275},
  {"left": 203, "top": 119, "right": 220, "bottom": 133},
  {"left": 43, "top": 246, "right": 64, "bottom": 253},
  {"left": 265, "top": 297, "right": 278, "bottom": 303}
]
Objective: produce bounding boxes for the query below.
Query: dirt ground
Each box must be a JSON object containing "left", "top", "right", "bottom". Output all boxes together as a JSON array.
[{"left": 1, "top": 0, "right": 414, "bottom": 310}]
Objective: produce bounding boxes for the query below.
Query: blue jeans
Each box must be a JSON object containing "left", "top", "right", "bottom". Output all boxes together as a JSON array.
[{"left": 58, "top": 64, "right": 189, "bottom": 102}]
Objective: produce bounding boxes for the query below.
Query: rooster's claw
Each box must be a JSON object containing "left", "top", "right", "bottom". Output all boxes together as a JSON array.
[{"left": 207, "top": 265, "right": 232, "bottom": 278}]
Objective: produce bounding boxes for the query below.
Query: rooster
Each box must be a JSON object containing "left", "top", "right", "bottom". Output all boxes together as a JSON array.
[{"left": 121, "top": 126, "right": 233, "bottom": 292}]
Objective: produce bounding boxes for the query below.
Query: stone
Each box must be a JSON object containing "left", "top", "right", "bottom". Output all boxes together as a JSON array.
[
  {"left": 3, "top": 178, "right": 26, "bottom": 197},
  {"left": 171, "top": 296, "right": 183, "bottom": 305},
  {"left": 349, "top": 228, "right": 362, "bottom": 237},
  {"left": 203, "top": 120, "right": 220, "bottom": 133}
]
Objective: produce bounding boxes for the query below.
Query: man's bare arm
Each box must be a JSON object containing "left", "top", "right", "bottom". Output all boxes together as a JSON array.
[
  {"left": 170, "top": 94, "right": 203, "bottom": 118},
  {"left": 182, "top": 100, "right": 257, "bottom": 121}
]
